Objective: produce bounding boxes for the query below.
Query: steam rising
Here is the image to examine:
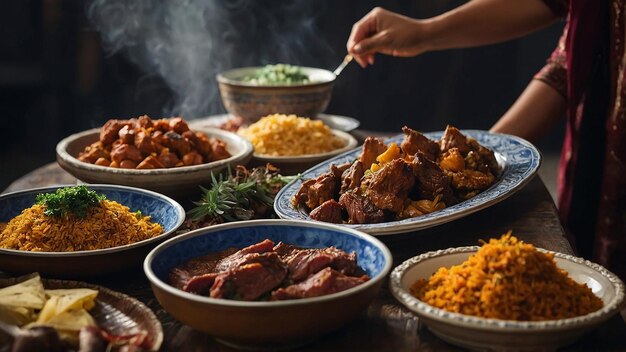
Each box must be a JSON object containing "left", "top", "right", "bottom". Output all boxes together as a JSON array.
[{"left": 87, "top": 0, "right": 333, "bottom": 118}]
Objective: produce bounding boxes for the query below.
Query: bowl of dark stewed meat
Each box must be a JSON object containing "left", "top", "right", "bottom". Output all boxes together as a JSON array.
[
  {"left": 143, "top": 219, "right": 392, "bottom": 349},
  {"left": 56, "top": 115, "right": 253, "bottom": 199}
]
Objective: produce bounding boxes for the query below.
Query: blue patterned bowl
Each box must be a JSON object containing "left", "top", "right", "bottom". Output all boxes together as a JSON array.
[
  {"left": 0, "top": 184, "right": 185, "bottom": 278},
  {"left": 144, "top": 219, "right": 392, "bottom": 348}
]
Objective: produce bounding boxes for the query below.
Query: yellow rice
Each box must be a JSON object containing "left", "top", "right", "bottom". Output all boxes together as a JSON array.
[
  {"left": 0, "top": 200, "right": 163, "bottom": 252},
  {"left": 410, "top": 233, "right": 603, "bottom": 321},
  {"left": 237, "top": 114, "right": 346, "bottom": 156}
]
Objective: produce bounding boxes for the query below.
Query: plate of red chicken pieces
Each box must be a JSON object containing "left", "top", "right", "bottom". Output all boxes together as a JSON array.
[{"left": 274, "top": 125, "right": 541, "bottom": 235}]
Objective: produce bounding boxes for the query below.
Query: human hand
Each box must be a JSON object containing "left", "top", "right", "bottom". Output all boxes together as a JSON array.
[{"left": 347, "top": 7, "right": 429, "bottom": 68}]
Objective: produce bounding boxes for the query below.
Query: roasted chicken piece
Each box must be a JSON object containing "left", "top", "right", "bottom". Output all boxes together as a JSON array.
[
  {"left": 447, "top": 169, "right": 496, "bottom": 198},
  {"left": 99, "top": 119, "right": 128, "bottom": 145},
  {"left": 110, "top": 143, "right": 143, "bottom": 164},
  {"left": 137, "top": 155, "right": 166, "bottom": 169},
  {"left": 78, "top": 142, "right": 109, "bottom": 163},
  {"left": 209, "top": 138, "right": 231, "bottom": 161},
  {"left": 401, "top": 126, "right": 440, "bottom": 161}
]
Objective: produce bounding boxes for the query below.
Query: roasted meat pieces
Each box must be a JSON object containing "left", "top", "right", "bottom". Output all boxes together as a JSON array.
[
  {"left": 170, "top": 239, "right": 369, "bottom": 301},
  {"left": 79, "top": 115, "right": 231, "bottom": 169},
  {"left": 292, "top": 125, "right": 500, "bottom": 224}
]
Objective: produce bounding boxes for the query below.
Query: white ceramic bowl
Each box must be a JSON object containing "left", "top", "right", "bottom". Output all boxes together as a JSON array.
[
  {"left": 56, "top": 127, "right": 253, "bottom": 200},
  {"left": 247, "top": 129, "right": 358, "bottom": 175},
  {"left": 390, "top": 246, "right": 626, "bottom": 351}
]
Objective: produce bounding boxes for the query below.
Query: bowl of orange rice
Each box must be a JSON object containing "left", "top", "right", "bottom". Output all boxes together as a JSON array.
[
  {"left": 390, "top": 234, "right": 625, "bottom": 351},
  {"left": 0, "top": 184, "right": 185, "bottom": 278}
]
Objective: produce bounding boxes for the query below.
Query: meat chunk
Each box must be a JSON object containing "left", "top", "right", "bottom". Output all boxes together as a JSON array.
[
  {"left": 209, "top": 253, "right": 288, "bottom": 300},
  {"left": 282, "top": 246, "right": 357, "bottom": 282},
  {"left": 310, "top": 199, "right": 344, "bottom": 224},
  {"left": 340, "top": 160, "right": 364, "bottom": 194},
  {"left": 136, "top": 155, "right": 166, "bottom": 169},
  {"left": 271, "top": 267, "right": 369, "bottom": 300},
  {"left": 365, "top": 159, "right": 415, "bottom": 213},
  {"left": 169, "top": 117, "right": 190, "bottom": 134},
  {"left": 163, "top": 131, "right": 191, "bottom": 156},
  {"left": 448, "top": 169, "right": 496, "bottom": 193},
  {"left": 209, "top": 138, "right": 231, "bottom": 160},
  {"left": 215, "top": 239, "right": 275, "bottom": 272},
  {"left": 110, "top": 143, "right": 143, "bottom": 163},
  {"left": 359, "top": 137, "right": 387, "bottom": 169},
  {"left": 339, "top": 191, "right": 386, "bottom": 224},
  {"left": 401, "top": 126, "right": 440, "bottom": 161},
  {"left": 134, "top": 130, "right": 156, "bottom": 155},
  {"left": 158, "top": 150, "right": 180, "bottom": 168},
  {"left": 292, "top": 169, "right": 341, "bottom": 210},
  {"left": 100, "top": 119, "right": 128, "bottom": 145},
  {"left": 78, "top": 142, "right": 109, "bottom": 163},
  {"left": 440, "top": 125, "right": 472, "bottom": 155},
  {"left": 440, "top": 125, "right": 500, "bottom": 175},
  {"left": 411, "top": 152, "right": 456, "bottom": 205}
]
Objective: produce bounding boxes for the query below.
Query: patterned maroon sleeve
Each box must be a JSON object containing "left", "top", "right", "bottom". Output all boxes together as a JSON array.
[
  {"left": 540, "top": 0, "right": 568, "bottom": 18},
  {"left": 534, "top": 20, "right": 568, "bottom": 99}
]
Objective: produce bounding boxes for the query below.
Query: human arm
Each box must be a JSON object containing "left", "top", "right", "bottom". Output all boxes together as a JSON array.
[
  {"left": 490, "top": 80, "right": 566, "bottom": 141},
  {"left": 347, "top": 0, "right": 560, "bottom": 67}
]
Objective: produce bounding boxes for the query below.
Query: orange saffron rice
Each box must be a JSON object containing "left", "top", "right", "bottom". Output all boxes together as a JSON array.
[
  {"left": 0, "top": 200, "right": 163, "bottom": 252},
  {"left": 410, "top": 233, "right": 603, "bottom": 321}
]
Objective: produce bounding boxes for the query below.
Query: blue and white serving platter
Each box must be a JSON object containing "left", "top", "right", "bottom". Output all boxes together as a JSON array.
[{"left": 274, "top": 130, "right": 541, "bottom": 236}]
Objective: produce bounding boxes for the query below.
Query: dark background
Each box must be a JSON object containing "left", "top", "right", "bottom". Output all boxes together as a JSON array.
[{"left": 0, "top": 0, "right": 565, "bottom": 191}]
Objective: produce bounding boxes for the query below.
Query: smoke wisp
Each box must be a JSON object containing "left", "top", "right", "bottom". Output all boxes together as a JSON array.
[{"left": 87, "top": 0, "right": 334, "bottom": 118}]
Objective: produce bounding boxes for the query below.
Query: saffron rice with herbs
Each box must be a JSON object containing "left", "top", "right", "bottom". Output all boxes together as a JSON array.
[
  {"left": 410, "top": 233, "right": 603, "bottom": 321},
  {"left": 0, "top": 200, "right": 163, "bottom": 252}
]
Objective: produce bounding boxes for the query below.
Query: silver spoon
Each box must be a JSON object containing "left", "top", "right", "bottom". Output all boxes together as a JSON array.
[{"left": 333, "top": 54, "right": 353, "bottom": 76}]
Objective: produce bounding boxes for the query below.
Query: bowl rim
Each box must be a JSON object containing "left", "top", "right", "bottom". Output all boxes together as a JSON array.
[
  {"left": 216, "top": 65, "right": 336, "bottom": 88},
  {"left": 249, "top": 129, "right": 359, "bottom": 161},
  {"left": 143, "top": 219, "right": 393, "bottom": 308},
  {"left": 390, "top": 246, "right": 626, "bottom": 332},
  {"left": 56, "top": 127, "right": 253, "bottom": 175},
  {"left": 0, "top": 184, "right": 185, "bottom": 257}
]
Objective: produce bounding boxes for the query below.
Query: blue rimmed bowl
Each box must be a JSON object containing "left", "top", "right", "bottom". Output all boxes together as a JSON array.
[
  {"left": 0, "top": 184, "right": 185, "bottom": 278},
  {"left": 144, "top": 219, "right": 392, "bottom": 349}
]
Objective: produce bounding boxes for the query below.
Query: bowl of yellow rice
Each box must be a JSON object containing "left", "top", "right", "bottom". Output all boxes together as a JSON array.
[
  {"left": 390, "top": 234, "right": 625, "bottom": 351},
  {"left": 0, "top": 184, "right": 185, "bottom": 278},
  {"left": 236, "top": 114, "right": 358, "bottom": 175}
]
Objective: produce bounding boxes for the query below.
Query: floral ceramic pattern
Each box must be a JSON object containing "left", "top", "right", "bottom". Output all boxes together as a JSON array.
[
  {"left": 274, "top": 130, "right": 541, "bottom": 235},
  {"left": 148, "top": 220, "right": 391, "bottom": 282}
]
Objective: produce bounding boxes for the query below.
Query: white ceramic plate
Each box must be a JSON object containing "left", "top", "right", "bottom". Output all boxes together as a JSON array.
[
  {"left": 56, "top": 126, "right": 253, "bottom": 199},
  {"left": 274, "top": 130, "right": 540, "bottom": 235},
  {"left": 190, "top": 113, "right": 360, "bottom": 132},
  {"left": 389, "top": 247, "right": 626, "bottom": 351},
  {"left": 248, "top": 129, "right": 358, "bottom": 175}
]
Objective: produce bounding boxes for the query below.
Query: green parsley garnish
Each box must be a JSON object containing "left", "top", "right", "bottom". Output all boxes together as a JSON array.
[{"left": 35, "top": 186, "right": 106, "bottom": 218}]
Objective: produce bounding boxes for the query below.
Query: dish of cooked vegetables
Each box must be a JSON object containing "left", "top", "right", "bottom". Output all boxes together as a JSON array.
[
  {"left": 291, "top": 125, "right": 500, "bottom": 224},
  {"left": 242, "top": 64, "right": 311, "bottom": 85},
  {"left": 78, "top": 115, "right": 231, "bottom": 169},
  {"left": 237, "top": 114, "right": 347, "bottom": 156},
  {"left": 410, "top": 233, "right": 603, "bottom": 321},
  {"left": 0, "top": 273, "right": 160, "bottom": 351},
  {"left": 0, "top": 186, "right": 163, "bottom": 252},
  {"left": 169, "top": 239, "right": 369, "bottom": 301}
]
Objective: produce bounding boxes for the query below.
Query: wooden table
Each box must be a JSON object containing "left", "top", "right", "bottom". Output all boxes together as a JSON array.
[{"left": 3, "top": 163, "right": 626, "bottom": 351}]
